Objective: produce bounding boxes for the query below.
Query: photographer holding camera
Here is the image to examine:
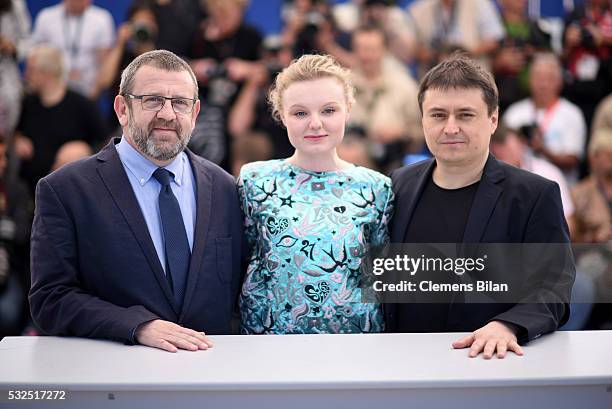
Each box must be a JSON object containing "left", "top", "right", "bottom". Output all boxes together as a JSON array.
[
  {"left": 186, "top": 0, "right": 262, "bottom": 170},
  {"left": 31, "top": 0, "right": 114, "bottom": 99},
  {"left": 503, "top": 53, "right": 587, "bottom": 184},
  {"left": 227, "top": 37, "right": 295, "bottom": 174},
  {"left": 562, "top": 0, "right": 612, "bottom": 134},
  {"left": 0, "top": 132, "right": 32, "bottom": 338},
  {"left": 490, "top": 125, "right": 575, "bottom": 233},
  {"left": 0, "top": 0, "right": 30, "bottom": 137},
  {"left": 491, "top": 0, "right": 552, "bottom": 111},
  {"left": 407, "top": 0, "right": 504, "bottom": 76},
  {"left": 97, "top": 1, "right": 158, "bottom": 134}
]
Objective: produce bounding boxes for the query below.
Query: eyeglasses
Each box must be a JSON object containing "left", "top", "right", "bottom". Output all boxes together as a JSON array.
[{"left": 124, "top": 94, "right": 197, "bottom": 115}]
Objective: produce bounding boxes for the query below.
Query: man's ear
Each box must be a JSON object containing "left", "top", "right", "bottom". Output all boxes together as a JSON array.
[
  {"left": 191, "top": 99, "right": 201, "bottom": 128},
  {"left": 490, "top": 107, "right": 499, "bottom": 134},
  {"left": 114, "top": 95, "right": 129, "bottom": 127}
]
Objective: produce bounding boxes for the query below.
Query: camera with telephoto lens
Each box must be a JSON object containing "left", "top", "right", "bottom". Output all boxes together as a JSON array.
[
  {"left": 132, "top": 23, "right": 155, "bottom": 44},
  {"left": 519, "top": 124, "right": 539, "bottom": 142},
  {"left": 205, "top": 64, "right": 228, "bottom": 79},
  {"left": 294, "top": 9, "right": 330, "bottom": 55},
  {"left": 0, "top": 215, "right": 15, "bottom": 291}
]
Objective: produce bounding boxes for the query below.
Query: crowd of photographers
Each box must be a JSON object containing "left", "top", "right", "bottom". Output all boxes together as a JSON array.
[{"left": 0, "top": 0, "right": 611, "bottom": 337}]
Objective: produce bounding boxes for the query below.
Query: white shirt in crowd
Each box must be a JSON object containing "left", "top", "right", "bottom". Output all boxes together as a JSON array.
[
  {"left": 503, "top": 97, "right": 587, "bottom": 184},
  {"left": 31, "top": 3, "right": 115, "bottom": 97},
  {"left": 522, "top": 150, "right": 575, "bottom": 218}
]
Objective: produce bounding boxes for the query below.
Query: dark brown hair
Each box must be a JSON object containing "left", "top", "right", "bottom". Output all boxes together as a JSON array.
[
  {"left": 418, "top": 53, "right": 499, "bottom": 116},
  {"left": 353, "top": 24, "right": 389, "bottom": 48}
]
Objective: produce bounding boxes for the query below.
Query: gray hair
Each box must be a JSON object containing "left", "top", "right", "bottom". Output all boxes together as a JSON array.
[
  {"left": 119, "top": 50, "right": 199, "bottom": 99},
  {"left": 28, "top": 44, "right": 66, "bottom": 79},
  {"left": 530, "top": 52, "right": 563, "bottom": 80}
]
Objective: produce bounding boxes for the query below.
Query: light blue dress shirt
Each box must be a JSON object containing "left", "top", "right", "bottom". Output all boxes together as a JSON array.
[{"left": 115, "top": 137, "right": 196, "bottom": 273}]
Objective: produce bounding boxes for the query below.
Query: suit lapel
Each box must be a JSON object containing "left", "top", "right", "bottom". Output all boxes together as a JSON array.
[
  {"left": 393, "top": 159, "right": 436, "bottom": 243},
  {"left": 96, "top": 140, "right": 177, "bottom": 314},
  {"left": 387, "top": 159, "right": 434, "bottom": 331},
  {"left": 179, "top": 151, "right": 213, "bottom": 319},
  {"left": 453, "top": 156, "right": 504, "bottom": 309},
  {"left": 462, "top": 155, "right": 505, "bottom": 243}
]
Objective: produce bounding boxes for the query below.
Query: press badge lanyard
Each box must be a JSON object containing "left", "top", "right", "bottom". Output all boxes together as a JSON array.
[
  {"left": 536, "top": 99, "right": 559, "bottom": 136},
  {"left": 63, "top": 11, "right": 84, "bottom": 65},
  {"left": 434, "top": 1, "right": 458, "bottom": 46}
]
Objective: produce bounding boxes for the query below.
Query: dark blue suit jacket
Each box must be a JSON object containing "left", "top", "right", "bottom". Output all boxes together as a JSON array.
[
  {"left": 29, "top": 140, "right": 244, "bottom": 342},
  {"left": 385, "top": 155, "right": 575, "bottom": 342}
]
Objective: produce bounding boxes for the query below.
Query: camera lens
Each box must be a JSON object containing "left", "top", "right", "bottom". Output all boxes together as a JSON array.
[{"left": 132, "top": 24, "right": 152, "bottom": 43}]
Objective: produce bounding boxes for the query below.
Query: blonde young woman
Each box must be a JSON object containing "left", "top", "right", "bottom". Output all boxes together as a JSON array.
[{"left": 238, "top": 54, "right": 393, "bottom": 334}]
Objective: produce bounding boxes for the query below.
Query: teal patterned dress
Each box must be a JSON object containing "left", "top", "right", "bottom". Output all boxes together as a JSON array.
[{"left": 238, "top": 159, "right": 394, "bottom": 334}]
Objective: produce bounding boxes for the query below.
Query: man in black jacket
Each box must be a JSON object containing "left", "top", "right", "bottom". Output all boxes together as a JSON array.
[{"left": 385, "top": 55, "right": 575, "bottom": 359}]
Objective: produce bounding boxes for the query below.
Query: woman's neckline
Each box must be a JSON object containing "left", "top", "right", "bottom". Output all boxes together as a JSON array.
[{"left": 282, "top": 159, "right": 356, "bottom": 175}]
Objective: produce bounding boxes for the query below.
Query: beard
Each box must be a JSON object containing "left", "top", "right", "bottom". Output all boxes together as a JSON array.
[{"left": 127, "top": 109, "right": 192, "bottom": 162}]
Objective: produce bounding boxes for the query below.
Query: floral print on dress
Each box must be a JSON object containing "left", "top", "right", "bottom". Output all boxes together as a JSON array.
[{"left": 238, "top": 159, "right": 394, "bottom": 334}]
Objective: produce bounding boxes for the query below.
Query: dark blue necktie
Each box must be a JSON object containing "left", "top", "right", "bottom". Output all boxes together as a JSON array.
[{"left": 153, "top": 168, "right": 190, "bottom": 310}]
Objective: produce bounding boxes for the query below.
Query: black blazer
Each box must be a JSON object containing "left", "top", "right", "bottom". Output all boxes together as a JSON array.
[
  {"left": 29, "top": 140, "right": 244, "bottom": 343},
  {"left": 385, "top": 155, "right": 575, "bottom": 342}
]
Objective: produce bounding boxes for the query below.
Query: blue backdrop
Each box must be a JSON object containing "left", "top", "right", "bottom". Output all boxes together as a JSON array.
[{"left": 25, "top": 0, "right": 578, "bottom": 37}]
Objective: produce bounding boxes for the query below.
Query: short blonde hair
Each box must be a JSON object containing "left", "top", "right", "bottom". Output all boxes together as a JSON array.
[
  {"left": 589, "top": 128, "right": 612, "bottom": 155},
  {"left": 268, "top": 54, "right": 355, "bottom": 122},
  {"left": 203, "top": 0, "right": 248, "bottom": 11},
  {"left": 28, "top": 44, "right": 65, "bottom": 79}
]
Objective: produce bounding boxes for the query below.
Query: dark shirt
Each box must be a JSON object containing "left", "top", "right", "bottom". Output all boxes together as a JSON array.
[
  {"left": 397, "top": 175, "right": 479, "bottom": 332},
  {"left": 17, "top": 90, "right": 108, "bottom": 192},
  {"left": 562, "top": 5, "right": 612, "bottom": 130},
  {"left": 252, "top": 88, "right": 293, "bottom": 159},
  {"left": 404, "top": 176, "right": 479, "bottom": 243},
  {"left": 153, "top": 0, "right": 203, "bottom": 57},
  {"left": 187, "top": 23, "right": 262, "bottom": 169},
  {"left": 107, "top": 48, "right": 138, "bottom": 134},
  {"left": 0, "top": 174, "right": 32, "bottom": 336},
  {"left": 495, "top": 18, "right": 551, "bottom": 110},
  {"left": 189, "top": 23, "right": 262, "bottom": 64}
]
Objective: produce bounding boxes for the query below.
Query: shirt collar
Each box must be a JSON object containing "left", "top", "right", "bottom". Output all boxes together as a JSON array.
[{"left": 116, "top": 136, "right": 187, "bottom": 187}]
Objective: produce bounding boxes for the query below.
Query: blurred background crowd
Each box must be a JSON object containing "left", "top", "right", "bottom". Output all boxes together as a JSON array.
[{"left": 0, "top": 0, "right": 611, "bottom": 338}]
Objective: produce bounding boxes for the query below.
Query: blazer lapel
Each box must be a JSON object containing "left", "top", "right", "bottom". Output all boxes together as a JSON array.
[
  {"left": 393, "top": 159, "right": 436, "bottom": 243},
  {"left": 386, "top": 159, "right": 434, "bottom": 330},
  {"left": 453, "top": 155, "right": 505, "bottom": 308},
  {"left": 462, "top": 155, "right": 505, "bottom": 243},
  {"left": 96, "top": 140, "right": 177, "bottom": 314},
  {"left": 179, "top": 151, "right": 213, "bottom": 319}
]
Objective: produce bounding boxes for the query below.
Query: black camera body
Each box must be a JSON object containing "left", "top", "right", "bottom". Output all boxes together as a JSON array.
[
  {"left": 519, "top": 124, "right": 539, "bottom": 142},
  {"left": 0, "top": 215, "right": 15, "bottom": 289},
  {"left": 206, "top": 64, "right": 228, "bottom": 79},
  {"left": 132, "top": 23, "right": 155, "bottom": 44}
]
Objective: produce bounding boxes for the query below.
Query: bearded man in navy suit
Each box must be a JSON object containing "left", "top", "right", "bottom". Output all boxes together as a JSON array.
[
  {"left": 30, "top": 50, "right": 243, "bottom": 352},
  {"left": 385, "top": 55, "right": 575, "bottom": 359}
]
